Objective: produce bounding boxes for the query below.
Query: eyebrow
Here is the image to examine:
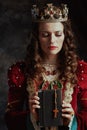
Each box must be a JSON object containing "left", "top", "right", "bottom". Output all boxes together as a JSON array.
[{"left": 39, "top": 30, "right": 63, "bottom": 33}]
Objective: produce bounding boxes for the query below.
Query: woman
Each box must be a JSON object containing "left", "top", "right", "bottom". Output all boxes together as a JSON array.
[{"left": 5, "top": 3, "right": 87, "bottom": 130}]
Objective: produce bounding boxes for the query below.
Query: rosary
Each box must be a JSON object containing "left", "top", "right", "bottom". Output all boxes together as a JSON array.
[{"left": 53, "top": 89, "right": 59, "bottom": 118}]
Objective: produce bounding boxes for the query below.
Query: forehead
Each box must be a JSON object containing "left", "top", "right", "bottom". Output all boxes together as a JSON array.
[{"left": 39, "top": 22, "right": 64, "bottom": 32}]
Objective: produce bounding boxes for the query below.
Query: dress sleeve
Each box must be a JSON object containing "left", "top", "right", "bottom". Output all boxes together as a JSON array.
[
  {"left": 76, "top": 60, "right": 87, "bottom": 130},
  {"left": 5, "top": 61, "right": 29, "bottom": 130}
]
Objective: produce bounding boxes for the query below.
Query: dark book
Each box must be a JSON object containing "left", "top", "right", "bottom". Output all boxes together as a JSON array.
[{"left": 38, "top": 89, "right": 63, "bottom": 127}]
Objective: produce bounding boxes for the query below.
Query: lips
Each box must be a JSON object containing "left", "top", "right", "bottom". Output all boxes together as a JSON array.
[{"left": 48, "top": 46, "right": 58, "bottom": 50}]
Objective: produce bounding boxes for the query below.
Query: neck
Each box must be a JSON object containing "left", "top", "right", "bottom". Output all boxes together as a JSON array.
[{"left": 42, "top": 55, "right": 58, "bottom": 65}]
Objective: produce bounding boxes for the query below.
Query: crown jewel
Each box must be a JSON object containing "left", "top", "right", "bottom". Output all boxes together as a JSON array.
[{"left": 31, "top": 3, "right": 68, "bottom": 22}]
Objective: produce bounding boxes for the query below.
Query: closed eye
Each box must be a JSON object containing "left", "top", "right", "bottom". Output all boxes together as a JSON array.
[
  {"left": 55, "top": 31, "right": 63, "bottom": 37},
  {"left": 40, "top": 32, "right": 50, "bottom": 37},
  {"left": 39, "top": 31, "right": 63, "bottom": 37}
]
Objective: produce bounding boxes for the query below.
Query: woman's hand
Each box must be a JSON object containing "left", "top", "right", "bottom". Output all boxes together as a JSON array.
[
  {"left": 62, "top": 100, "right": 74, "bottom": 126},
  {"left": 29, "top": 92, "right": 40, "bottom": 120}
]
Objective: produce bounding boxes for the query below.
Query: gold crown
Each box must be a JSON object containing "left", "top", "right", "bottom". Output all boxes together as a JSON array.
[{"left": 31, "top": 3, "right": 68, "bottom": 22}]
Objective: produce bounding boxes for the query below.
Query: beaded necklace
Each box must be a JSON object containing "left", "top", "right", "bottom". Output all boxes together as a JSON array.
[{"left": 41, "top": 63, "right": 59, "bottom": 82}]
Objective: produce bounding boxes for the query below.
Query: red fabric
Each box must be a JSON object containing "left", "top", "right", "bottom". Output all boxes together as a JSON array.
[
  {"left": 5, "top": 111, "right": 27, "bottom": 130},
  {"left": 8, "top": 61, "right": 26, "bottom": 88},
  {"left": 5, "top": 60, "right": 87, "bottom": 130},
  {"left": 76, "top": 60, "right": 87, "bottom": 130},
  {"left": 77, "top": 60, "right": 87, "bottom": 89},
  {"left": 76, "top": 111, "right": 87, "bottom": 130},
  {"left": 71, "top": 86, "right": 78, "bottom": 113},
  {"left": 5, "top": 61, "right": 29, "bottom": 130}
]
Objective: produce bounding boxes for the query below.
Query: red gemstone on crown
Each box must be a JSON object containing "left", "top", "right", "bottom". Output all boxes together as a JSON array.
[{"left": 50, "top": 11, "right": 53, "bottom": 14}]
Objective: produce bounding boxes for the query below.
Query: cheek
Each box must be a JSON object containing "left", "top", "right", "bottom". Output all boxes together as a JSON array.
[
  {"left": 39, "top": 36, "right": 45, "bottom": 44},
  {"left": 40, "top": 43, "right": 48, "bottom": 51},
  {"left": 57, "top": 37, "right": 64, "bottom": 45},
  {"left": 57, "top": 36, "right": 64, "bottom": 49},
  {"left": 59, "top": 35, "right": 64, "bottom": 44},
  {"left": 39, "top": 37, "right": 48, "bottom": 48}
]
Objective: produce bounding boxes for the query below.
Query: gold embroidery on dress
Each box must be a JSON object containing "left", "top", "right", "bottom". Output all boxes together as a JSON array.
[{"left": 81, "top": 98, "right": 87, "bottom": 100}]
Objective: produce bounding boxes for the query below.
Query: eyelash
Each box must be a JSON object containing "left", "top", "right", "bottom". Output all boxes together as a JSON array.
[
  {"left": 55, "top": 34, "right": 62, "bottom": 37},
  {"left": 42, "top": 33, "right": 49, "bottom": 37},
  {"left": 42, "top": 33, "right": 62, "bottom": 37}
]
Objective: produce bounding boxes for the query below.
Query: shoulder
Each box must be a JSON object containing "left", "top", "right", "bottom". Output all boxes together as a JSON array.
[
  {"left": 8, "top": 61, "right": 26, "bottom": 88},
  {"left": 77, "top": 60, "right": 87, "bottom": 72},
  {"left": 77, "top": 60, "right": 87, "bottom": 89}
]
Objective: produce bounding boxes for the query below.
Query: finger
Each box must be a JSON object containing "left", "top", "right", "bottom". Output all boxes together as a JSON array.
[
  {"left": 62, "top": 102, "right": 72, "bottom": 108},
  {"left": 62, "top": 106, "right": 74, "bottom": 117},
  {"left": 62, "top": 107, "right": 73, "bottom": 113},
  {"left": 29, "top": 93, "right": 40, "bottom": 104},
  {"left": 62, "top": 110, "right": 74, "bottom": 122},
  {"left": 29, "top": 95, "right": 40, "bottom": 102},
  {"left": 30, "top": 93, "right": 40, "bottom": 100},
  {"left": 62, "top": 113, "right": 71, "bottom": 120},
  {"left": 34, "top": 95, "right": 40, "bottom": 100},
  {"left": 29, "top": 99, "right": 40, "bottom": 105},
  {"left": 32, "top": 104, "right": 40, "bottom": 109},
  {"left": 29, "top": 102, "right": 40, "bottom": 114}
]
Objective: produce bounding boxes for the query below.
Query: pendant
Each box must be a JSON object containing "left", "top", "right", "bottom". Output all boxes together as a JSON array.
[{"left": 53, "top": 89, "right": 59, "bottom": 118}]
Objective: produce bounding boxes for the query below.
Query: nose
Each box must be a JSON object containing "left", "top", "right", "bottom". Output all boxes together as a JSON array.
[{"left": 50, "top": 34, "right": 56, "bottom": 44}]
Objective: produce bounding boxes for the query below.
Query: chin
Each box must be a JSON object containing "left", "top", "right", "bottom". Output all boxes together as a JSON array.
[{"left": 50, "top": 50, "right": 60, "bottom": 55}]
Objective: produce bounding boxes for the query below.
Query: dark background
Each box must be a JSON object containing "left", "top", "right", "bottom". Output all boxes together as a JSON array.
[{"left": 0, "top": 0, "right": 87, "bottom": 129}]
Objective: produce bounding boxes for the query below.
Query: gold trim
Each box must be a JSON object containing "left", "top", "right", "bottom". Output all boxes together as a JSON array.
[
  {"left": 5, "top": 100, "right": 20, "bottom": 112},
  {"left": 81, "top": 98, "right": 87, "bottom": 100},
  {"left": 8, "top": 100, "right": 20, "bottom": 105}
]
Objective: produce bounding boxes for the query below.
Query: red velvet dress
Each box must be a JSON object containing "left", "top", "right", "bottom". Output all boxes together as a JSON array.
[
  {"left": 76, "top": 61, "right": 87, "bottom": 130},
  {"left": 5, "top": 60, "right": 87, "bottom": 130}
]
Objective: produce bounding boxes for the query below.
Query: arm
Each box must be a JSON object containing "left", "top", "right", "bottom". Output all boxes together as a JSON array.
[
  {"left": 5, "top": 62, "right": 28, "bottom": 130},
  {"left": 76, "top": 60, "right": 87, "bottom": 130}
]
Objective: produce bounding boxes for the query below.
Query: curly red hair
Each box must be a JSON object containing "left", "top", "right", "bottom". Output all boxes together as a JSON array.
[{"left": 25, "top": 20, "right": 78, "bottom": 86}]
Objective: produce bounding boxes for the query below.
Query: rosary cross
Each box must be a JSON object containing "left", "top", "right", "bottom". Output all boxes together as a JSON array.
[{"left": 53, "top": 89, "right": 59, "bottom": 118}]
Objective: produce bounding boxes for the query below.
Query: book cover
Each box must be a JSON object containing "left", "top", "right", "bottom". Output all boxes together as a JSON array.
[{"left": 38, "top": 89, "right": 63, "bottom": 127}]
